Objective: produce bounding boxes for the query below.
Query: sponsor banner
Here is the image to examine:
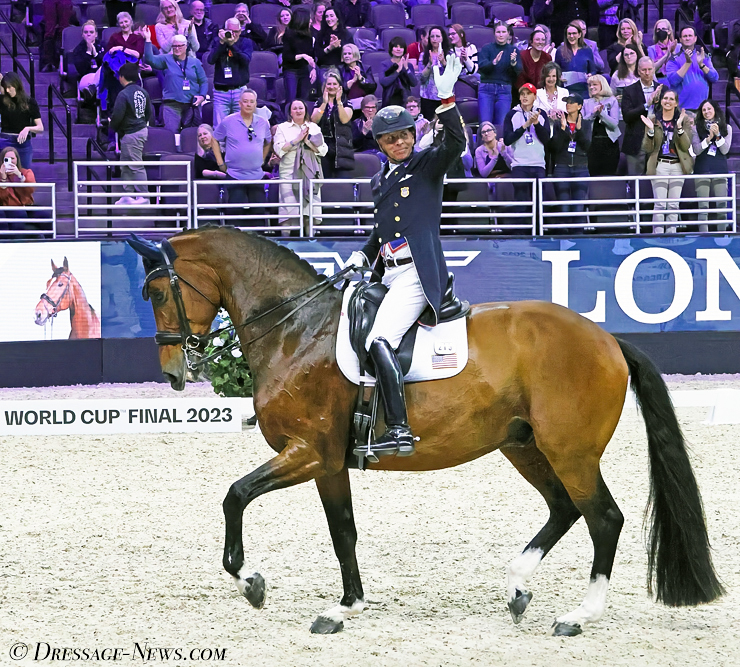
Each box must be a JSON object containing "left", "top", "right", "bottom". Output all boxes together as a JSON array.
[
  {"left": 0, "top": 241, "right": 101, "bottom": 342},
  {"left": 0, "top": 398, "right": 250, "bottom": 435}
]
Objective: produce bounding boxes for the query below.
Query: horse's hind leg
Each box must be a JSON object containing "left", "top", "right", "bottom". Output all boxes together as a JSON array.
[
  {"left": 500, "top": 443, "right": 582, "bottom": 624},
  {"left": 309, "top": 469, "right": 366, "bottom": 634},
  {"left": 222, "top": 444, "right": 322, "bottom": 607}
]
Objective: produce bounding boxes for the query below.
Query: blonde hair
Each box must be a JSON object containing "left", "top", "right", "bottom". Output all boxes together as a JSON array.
[
  {"left": 652, "top": 19, "right": 673, "bottom": 43},
  {"left": 342, "top": 42, "right": 361, "bottom": 62},
  {"left": 588, "top": 74, "right": 614, "bottom": 99},
  {"left": 157, "top": 0, "right": 185, "bottom": 25},
  {"left": 82, "top": 19, "right": 97, "bottom": 33},
  {"left": 618, "top": 18, "right": 641, "bottom": 46}
]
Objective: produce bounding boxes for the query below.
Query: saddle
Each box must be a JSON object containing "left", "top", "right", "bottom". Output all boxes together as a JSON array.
[{"left": 348, "top": 272, "right": 469, "bottom": 377}]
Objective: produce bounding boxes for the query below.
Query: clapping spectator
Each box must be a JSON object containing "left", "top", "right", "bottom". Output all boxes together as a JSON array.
[
  {"left": 448, "top": 25, "right": 478, "bottom": 79},
  {"left": 621, "top": 57, "right": 663, "bottom": 175},
  {"left": 310, "top": 69, "right": 354, "bottom": 177},
  {"left": 419, "top": 26, "right": 452, "bottom": 119},
  {"left": 478, "top": 22, "right": 521, "bottom": 126},
  {"left": 406, "top": 27, "right": 428, "bottom": 70},
  {"left": 606, "top": 19, "right": 645, "bottom": 73},
  {"left": 352, "top": 95, "right": 382, "bottom": 156},
  {"left": 273, "top": 99, "right": 327, "bottom": 231},
  {"left": 234, "top": 4, "right": 266, "bottom": 50},
  {"left": 143, "top": 30, "right": 208, "bottom": 133},
  {"left": 641, "top": 88, "right": 693, "bottom": 233},
  {"left": 110, "top": 62, "right": 152, "bottom": 206},
  {"left": 334, "top": 0, "right": 370, "bottom": 28},
  {"left": 208, "top": 18, "right": 253, "bottom": 127},
  {"left": 264, "top": 8, "right": 292, "bottom": 56},
  {"left": 536, "top": 62, "right": 568, "bottom": 121},
  {"left": 107, "top": 12, "right": 145, "bottom": 62},
  {"left": 583, "top": 75, "right": 621, "bottom": 176},
  {"left": 691, "top": 99, "right": 732, "bottom": 231},
  {"left": 194, "top": 124, "right": 226, "bottom": 179},
  {"left": 154, "top": 0, "right": 199, "bottom": 56},
  {"left": 339, "top": 44, "right": 376, "bottom": 110},
  {"left": 213, "top": 89, "right": 272, "bottom": 224},
  {"left": 380, "top": 38, "right": 418, "bottom": 108},
  {"left": 475, "top": 122, "right": 512, "bottom": 177},
  {"left": 610, "top": 43, "right": 640, "bottom": 94},
  {"left": 648, "top": 19, "right": 679, "bottom": 80},
  {"left": 555, "top": 22, "right": 596, "bottom": 99},
  {"left": 189, "top": 1, "right": 215, "bottom": 61},
  {"left": 73, "top": 21, "right": 103, "bottom": 100},
  {"left": 282, "top": 8, "right": 317, "bottom": 102},
  {"left": 517, "top": 28, "right": 552, "bottom": 91},
  {"left": 666, "top": 26, "right": 718, "bottom": 114},
  {"left": 0, "top": 73, "right": 43, "bottom": 169},
  {"left": 0, "top": 146, "right": 35, "bottom": 224},
  {"left": 315, "top": 7, "right": 352, "bottom": 78}
]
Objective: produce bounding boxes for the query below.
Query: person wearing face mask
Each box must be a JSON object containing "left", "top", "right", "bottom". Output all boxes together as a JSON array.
[
  {"left": 380, "top": 38, "right": 418, "bottom": 108},
  {"left": 516, "top": 28, "right": 552, "bottom": 91},
  {"left": 478, "top": 22, "right": 521, "bottom": 126},
  {"left": 690, "top": 99, "right": 732, "bottom": 232},
  {"left": 640, "top": 87, "right": 694, "bottom": 233},
  {"left": 621, "top": 57, "right": 664, "bottom": 175},
  {"left": 648, "top": 20, "right": 679, "bottom": 80},
  {"left": 666, "top": 26, "right": 718, "bottom": 114}
]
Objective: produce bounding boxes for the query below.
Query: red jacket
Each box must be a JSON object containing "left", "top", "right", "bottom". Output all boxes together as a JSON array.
[{"left": 0, "top": 167, "right": 36, "bottom": 207}]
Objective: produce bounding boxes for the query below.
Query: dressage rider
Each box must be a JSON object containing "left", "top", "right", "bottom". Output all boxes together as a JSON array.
[{"left": 348, "top": 54, "right": 465, "bottom": 459}]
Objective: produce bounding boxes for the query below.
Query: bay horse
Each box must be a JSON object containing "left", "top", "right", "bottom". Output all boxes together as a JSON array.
[
  {"left": 129, "top": 226, "right": 724, "bottom": 637},
  {"left": 34, "top": 257, "right": 101, "bottom": 339}
]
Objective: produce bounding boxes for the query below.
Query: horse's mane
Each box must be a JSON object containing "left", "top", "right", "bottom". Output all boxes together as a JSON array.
[{"left": 177, "top": 225, "right": 322, "bottom": 282}]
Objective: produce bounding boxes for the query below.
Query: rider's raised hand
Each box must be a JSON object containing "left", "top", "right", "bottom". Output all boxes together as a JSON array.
[{"left": 434, "top": 53, "right": 462, "bottom": 101}]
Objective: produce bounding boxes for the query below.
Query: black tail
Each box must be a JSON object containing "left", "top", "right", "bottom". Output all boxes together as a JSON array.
[{"left": 616, "top": 338, "right": 725, "bottom": 606}]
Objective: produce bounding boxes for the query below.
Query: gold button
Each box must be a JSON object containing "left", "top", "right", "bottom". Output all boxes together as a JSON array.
[
  {"left": 374, "top": 223, "right": 378, "bottom": 228},
  {"left": 378, "top": 237, "right": 382, "bottom": 242},
  {"left": 395, "top": 232, "right": 401, "bottom": 237},
  {"left": 394, "top": 202, "right": 399, "bottom": 207},
  {"left": 394, "top": 216, "right": 400, "bottom": 222}
]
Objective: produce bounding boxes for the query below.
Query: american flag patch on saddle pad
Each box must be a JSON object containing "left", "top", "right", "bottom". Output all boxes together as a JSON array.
[{"left": 432, "top": 353, "right": 458, "bottom": 369}]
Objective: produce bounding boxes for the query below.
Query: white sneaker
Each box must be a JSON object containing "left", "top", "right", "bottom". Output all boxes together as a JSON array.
[
  {"left": 130, "top": 196, "right": 148, "bottom": 205},
  {"left": 115, "top": 196, "right": 133, "bottom": 205}
]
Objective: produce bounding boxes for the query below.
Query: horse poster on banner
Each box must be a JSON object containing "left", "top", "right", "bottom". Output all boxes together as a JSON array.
[{"left": 0, "top": 242, "right": 101, "bottom": 342}]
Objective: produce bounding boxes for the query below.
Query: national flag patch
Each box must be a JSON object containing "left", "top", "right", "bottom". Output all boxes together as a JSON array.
[{"left": 432, "top": 353, "right": 458, "bottom": 369}]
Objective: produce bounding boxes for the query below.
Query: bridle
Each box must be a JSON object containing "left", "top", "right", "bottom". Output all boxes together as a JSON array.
[
  {"left": 144, "top": 243, "right": 354, "bottom": 372},
  {"left": 40, "top": 273, "right": 72, "bottom": 319}
]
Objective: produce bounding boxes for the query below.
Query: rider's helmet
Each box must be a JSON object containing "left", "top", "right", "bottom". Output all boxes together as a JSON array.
[{"left": 372, "top": 105, "right": 416, "bottom": 140}]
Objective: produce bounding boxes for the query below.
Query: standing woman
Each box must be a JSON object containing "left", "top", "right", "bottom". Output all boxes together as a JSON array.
[
  {"left": 582, "top": 75, "right": 620, "bottom": 176},
  {"left": 691, "top": 99, "right": 732, "bottom": 232},
  {"left": 641, "top": 88, "right": 693, "bottom": 233},
  {"left": 478, "top": 22, "right": 520, "bottom": 126},
  {"left": 516, "top": 28, "right": 552, "bottom": 91},
  {"left": 339, "top": 43, "right": 376, "bottom": 110},
  {"left": 264, "top": 8, "right": 292, "bottom": 57},
  {"left": 0, "top": 73, "right": 43, "bottom": 169},
  {"left": 315, "top": 8, "right": 351, "bottom": 79},
  {"left": 648, "top": 19, "right": 679, "bottom": 80},
  {"left": 380, "top": 37, "right": 418, "bottom": 108},
  {"left": 310, "top": 68, "right": 354, "bottom": 177},
  {"left": 554, "top": 22, "right": 596, "bottom": 99},
  {"left": 535, "top": 62, "right": 568, "bottom": 121},
  {"left": 606, "top": 18, "right": 645, "bottom": 73},
  {"left": 155, "top": 0, "right": 198, "bottom": 56},
  {"left": 282, "top": 8, "right": 316, "bottom": 104},
  {"left": 419, "top": 26, "right": 452, "bottom": 120},
  {"left": 310, "top": 1, "right": 326, "bottom": 42},
  {"left": 610, "top": 43, "right": 640, "bottom": 93},
  {"left": 448, "top": 24, "right": 478, "bottom": 80},
  {"left": 274, "top": 99, "right": 327, "bottom": 233}
]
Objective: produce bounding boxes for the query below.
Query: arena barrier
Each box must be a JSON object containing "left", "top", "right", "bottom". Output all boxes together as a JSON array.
[
  {"left": 193, "top": 178, "right": 304, "bottom": 235},
  {"left": 308, "top": 178, "right": 373, "bottom": 236},
  {"left": 539, "top": 173, "right": 737, "bottom": 235},
  {"left": 74, "top": 161, "right": 192, "bottom": 236},
  {"left": 0, "top": 182, "right": 56, "bottom": 238}
]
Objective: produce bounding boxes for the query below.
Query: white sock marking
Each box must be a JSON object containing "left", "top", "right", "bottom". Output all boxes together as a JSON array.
[
  {"left": 318, "top": 599, "right": 366, "bottom": 624},
  {"left": 507, "top": 548, "right": 544, "bottom": 601},
  {"left": 555, "top": 574, "right": 610, "bottom": 627},
  {"left": 232, "top": 564, "right": 258, "bottom": 598}
]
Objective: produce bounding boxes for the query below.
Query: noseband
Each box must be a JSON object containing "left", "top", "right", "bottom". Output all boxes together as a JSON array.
[
  {"left": 144, "top": 245, "right": 354, "bottom": 372},
  {"left": 40, "top": 273, "right": 72, "bottom": 318}
]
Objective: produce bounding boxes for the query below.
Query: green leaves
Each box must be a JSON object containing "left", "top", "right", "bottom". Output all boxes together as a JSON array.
[{"left": 204, "top": 310, "right": 253, "bottom": 398}]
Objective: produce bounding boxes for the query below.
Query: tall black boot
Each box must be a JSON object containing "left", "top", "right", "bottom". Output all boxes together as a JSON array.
[{"left": 366, "top": 337, "right": 415, "bottom": 457}]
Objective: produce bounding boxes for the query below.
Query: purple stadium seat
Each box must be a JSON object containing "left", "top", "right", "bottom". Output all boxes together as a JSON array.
[
  {"left": 210, "top": 4, "right": 239, "bottom": 27},
  {"left": 512, "top": 26, "right": 531, "bottom": 44},
  {"left": 362, "top": 50, "right": 389, "bottom": 76},
  {"left": 454, "top": 79, "right": 478, "bottom": 101},
  {"left": 457, "top": 99, "right": 479, "bottom": 127},
  {"left": 410, "top": 4, "right": 447, "bottom": 28},
  {"left": 251, "top": 4, "right": 281, "bottom": 28},
  {"left": 101, "top": 27, "right": 119, "bottom": 48},
  {"left": 179, "top": 126, "right": 199, "bottom": 155},
  {"left": 465, "top": 26, "right": 494, "bottom": 50},
  {"left": 451, "top": 4, "right": 486, "bottom": 28},
  {"left": 86, "top": 4, "right": 109, "bottom": 27},
  {"left": 352, "top": 27, "right": 378, "bottom": 46},
  {"left": 248, "top": 76, "right": 268, "bottom": 101},
  {"left": 351, "top": 152, "right": 382, "bottom": 178},
  {"left": 180, "top": 4, "right": 192, "bottom": 19},
  {"left": 135, "top": 4, "right": 160, "bottom": 25},
  {"left": 381, "top": 27, "right": 416, "bottom": 51},
  {"left": 371, "top": 4, "right": 406, "bottom": 30},
  {"left": 316, "top": 182, "right": 358, "bottom": 231},
  {"left": 144, "top": 127, "right": 177, "bottom": 159},
  {"left": 250, "top": 51, "right": 280, "bottom": 79},
  {"left": 487, "top": 3, "right": 525, "bottom": 22}
]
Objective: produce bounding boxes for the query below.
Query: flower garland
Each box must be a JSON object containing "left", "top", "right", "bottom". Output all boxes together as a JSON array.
[{"left": 204, "top": 309, "right": 253, "bottom": 398}]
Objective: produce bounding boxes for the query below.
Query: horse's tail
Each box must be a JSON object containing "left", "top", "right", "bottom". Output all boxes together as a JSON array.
[{"left": 616, "top": 337, "right": 725, "bottom": 606}]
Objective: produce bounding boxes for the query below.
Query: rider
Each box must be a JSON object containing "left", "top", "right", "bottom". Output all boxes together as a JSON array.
[{"left": 348, "top": 54, "right": 465, "bottom": 459}]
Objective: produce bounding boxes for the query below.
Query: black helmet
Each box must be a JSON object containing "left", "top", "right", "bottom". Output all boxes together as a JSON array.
[{"left": 372, "top": 105, "right": 416, "bottom": 140}]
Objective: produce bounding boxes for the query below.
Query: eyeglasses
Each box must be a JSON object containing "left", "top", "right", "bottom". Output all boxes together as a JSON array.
[
  {"left": 364, "top": 105, "right": 377, "bottom": 110},
  {"left": 481, "top": 128, "right": 495, "bottom": 134}
]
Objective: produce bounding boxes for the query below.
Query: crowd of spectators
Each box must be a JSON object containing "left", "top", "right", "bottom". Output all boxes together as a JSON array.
[{"left": 6, "top": 0, "right": 739, "bottom": 234}]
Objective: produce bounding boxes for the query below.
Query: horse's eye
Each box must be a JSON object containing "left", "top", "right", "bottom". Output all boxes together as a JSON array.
[
  {"left": 58, "top": 282, "right": 63, "bottom": 287},
  {"left": 151, "top": 291, "right": 165, "bottom": 306}
]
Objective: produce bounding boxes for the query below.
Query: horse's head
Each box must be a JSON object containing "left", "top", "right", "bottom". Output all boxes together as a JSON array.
[
  {"left": 128, "top": 234, "right": 221, "bottom": 391},
  {"left": 35, "top": 258, "right": 73, "bottom": 326}
]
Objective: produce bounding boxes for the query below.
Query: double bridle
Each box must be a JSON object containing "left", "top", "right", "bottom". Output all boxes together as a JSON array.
[
  {"left": 40, "top": 273, "right": 72, "bottom": 319},
  {"left": 145, "top": 245, "right": 354, "bottom": 372}
]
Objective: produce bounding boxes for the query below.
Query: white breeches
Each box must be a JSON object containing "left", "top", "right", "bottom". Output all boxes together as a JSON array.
[{"left": 365, "top": 263, "right": 428, "bottom": 351}]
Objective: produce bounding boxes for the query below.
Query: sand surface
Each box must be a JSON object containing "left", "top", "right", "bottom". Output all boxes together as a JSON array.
[{"left": 1, "top": 378, "right": 738, "bottom": 666}]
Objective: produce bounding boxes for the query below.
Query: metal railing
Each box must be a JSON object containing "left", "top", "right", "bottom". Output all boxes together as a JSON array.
[
  {"left": 48, "top": 84, "right": 73, "bottom": 189},
  {"left": 73, "top": 160, "right": 191, "bottom": 237},
  {"left": 0, "top": 7, "right": 35, "bottom": 98},
  {"left": 193, "top": 178, "right": 304, "bottom": 234},
  {"left": 539, "top": 174, "right": 737, "bottom": 235},
  {"left": 0, "top": 182, "right": 56, "bottom": 237},
  {"left": 308, "top": 178, "right": 372, "bottom": 236}
]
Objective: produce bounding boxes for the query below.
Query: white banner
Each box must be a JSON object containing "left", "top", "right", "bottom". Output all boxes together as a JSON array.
[{"left": 0, "top": 398, "right": 252, "bottom": 435}]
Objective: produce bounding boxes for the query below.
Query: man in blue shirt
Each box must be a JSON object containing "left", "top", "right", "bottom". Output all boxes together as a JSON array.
[
  {"left": 665, "top": 26, "right": 718, "bottom": 114},
  {"left": 142, "top": 30, "right": 208, "bottom": 133},
  {"left": 208, "top": 17, "right": 253, "bottom": 127}
]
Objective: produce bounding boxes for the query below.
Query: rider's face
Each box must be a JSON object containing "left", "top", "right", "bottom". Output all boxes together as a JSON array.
[{"left": 378, "top": 129, "right": 414, "bottom": 163}]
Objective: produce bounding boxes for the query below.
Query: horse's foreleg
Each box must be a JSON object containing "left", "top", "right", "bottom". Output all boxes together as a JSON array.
[
  {"left": 500, "top": 444, "right": 582, "bottom": 624},
  {"left": 310, "top": 468, "right": 366, "bottom": 634},
  {"left": 222, "top": 442, "right": 322, "bottom": 608}
]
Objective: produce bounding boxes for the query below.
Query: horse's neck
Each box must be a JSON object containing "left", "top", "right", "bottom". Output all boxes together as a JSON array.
[{"left": 68, "top": 278, "right": 95, "bottom": 328}]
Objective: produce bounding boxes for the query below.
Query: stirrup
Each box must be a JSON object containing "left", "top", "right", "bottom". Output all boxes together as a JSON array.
[{"left": 353, "top": 425, "right": 415, "bottom": 461}]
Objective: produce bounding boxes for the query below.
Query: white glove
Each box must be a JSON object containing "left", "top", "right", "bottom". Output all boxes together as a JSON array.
[
  {"left": 347, "top": 250, "right": 368, "bottom": 276},
  {"left": 434, "top": 53, "right": 462, "bottom": 101}
]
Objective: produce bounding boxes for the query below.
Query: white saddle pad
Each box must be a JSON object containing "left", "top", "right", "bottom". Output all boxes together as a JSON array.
[{"left": 336, "top": 284, "right": 469, "bottom": 386}]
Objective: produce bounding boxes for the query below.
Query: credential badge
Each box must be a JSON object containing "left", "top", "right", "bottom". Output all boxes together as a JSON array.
[{"left": 400, "top": 186, "right": 410, "bottom": 198}]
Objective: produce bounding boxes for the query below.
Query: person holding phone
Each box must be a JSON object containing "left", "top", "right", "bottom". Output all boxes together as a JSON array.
[{"left": 0, "top": 146, "right": 35, "bottom": 227}]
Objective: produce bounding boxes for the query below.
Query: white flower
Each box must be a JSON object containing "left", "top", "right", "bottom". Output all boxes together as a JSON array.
[
  {"left": 212, "top": 337, "right": 225, "bottom": 347},
  {"left": 231, "top": 349, "right": 243, "bottom": 358},
  {"left": 219, "top": 320, "right": 230, "bottom": 330}
]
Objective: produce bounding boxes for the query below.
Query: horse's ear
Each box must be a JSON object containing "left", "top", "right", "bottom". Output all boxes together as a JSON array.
[
  {"left": 51, "top": 259, "right": 58, "bottom": 271},
  {"left": 127, "top": 234, "right": 164, "bottom": 263},
  {"left": 63, "top": 257, "right": 69, "bottom": 270}
]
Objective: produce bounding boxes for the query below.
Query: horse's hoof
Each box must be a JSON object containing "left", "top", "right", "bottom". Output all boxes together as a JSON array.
[
  {"left": 550, "top": 621, "right": 583, "bottom": 637},
  {"left": 507, "top": 591, "right": 533, "bottom": 624},
  {"left": 234, "top": 571, "right": 267, "bottom": 609},
  {"left": 310, "top": 616, "right": 344, "bottom": 634}
]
